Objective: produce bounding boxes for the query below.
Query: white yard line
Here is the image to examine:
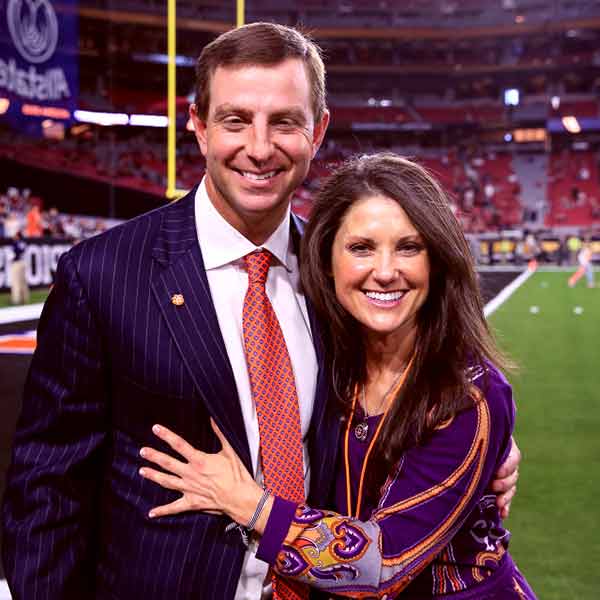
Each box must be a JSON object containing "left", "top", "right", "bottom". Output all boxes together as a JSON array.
[
  {"left": 0, "top": 303, "right": 44, "bottom": 325},
  {"left": 484, "top": 268, "right": 535, "bottom": 318}
]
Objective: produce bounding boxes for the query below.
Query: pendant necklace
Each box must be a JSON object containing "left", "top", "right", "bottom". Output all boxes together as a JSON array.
[
  {"left": 353, "top": 367, "right": 406, "bottom": 442},
  {"left": 344, "top": 356, "right": 414, "bottom": 517}
]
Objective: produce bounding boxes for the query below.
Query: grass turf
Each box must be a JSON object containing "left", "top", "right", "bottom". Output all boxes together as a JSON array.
[
  {"left": 0, "top": 288, "right": 50, "bottom": 308},
  {"left": 489, "top": 270, "right": 600, "bottom": 599}
]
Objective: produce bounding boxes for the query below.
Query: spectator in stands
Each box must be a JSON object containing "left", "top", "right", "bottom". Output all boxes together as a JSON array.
[
  {"left": 567, "top": 234, "right": 583, "bottom": 264},
  {"left": 591, "top": 196, "right": 600, "bottom": 220},
  {"left": 0, "top": 204, "right": 6, "bottom": 238},
  {"left": 10, "top": 230, "right": 29, "bottom": 305},
  {"left": 43, "top": 207, "right": 65, "bottom": 237},
  {"left": 3, "top": 211, "right": 21, "bottom": 238},
  {"left": 25, "top": 204, "right": 43, "bottom": 237}
]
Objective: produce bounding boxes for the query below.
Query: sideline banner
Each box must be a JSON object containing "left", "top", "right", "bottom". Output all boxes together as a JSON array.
[
  {"left": 0, "top": 238, "right": 72, "bottom": 292},
  {"left": 0, "top": 0, "right": 79, "bottom": 133}
]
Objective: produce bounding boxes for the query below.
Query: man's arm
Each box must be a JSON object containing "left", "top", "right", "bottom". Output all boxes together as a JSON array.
[
  {"left": 492, "top": 436, "right": 521, "bottom": 518},
  {"left": 1, "top": 250, "right": 109, "bottom": 599}
]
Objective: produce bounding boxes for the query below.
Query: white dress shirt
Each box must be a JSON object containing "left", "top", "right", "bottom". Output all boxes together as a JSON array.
[{"left": 194, "top": 180, "right": 317, "bottom": 600}]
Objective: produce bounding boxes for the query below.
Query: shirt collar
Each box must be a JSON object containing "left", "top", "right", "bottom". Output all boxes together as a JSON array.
[{"left": 195, "top": 178, "right": 294, "bottom": 271}]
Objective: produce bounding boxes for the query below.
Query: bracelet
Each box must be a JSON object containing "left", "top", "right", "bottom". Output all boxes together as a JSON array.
[
  {"left": 225, "top": 488, "right": 271, "bottom": 547},
  {"left": 246, "top": 487, "right": 271, "bottom": 531}
]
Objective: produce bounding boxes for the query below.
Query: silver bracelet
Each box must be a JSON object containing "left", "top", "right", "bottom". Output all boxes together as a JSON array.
[{"left": 225, "top": 488, "right": 271, "bottom": 547}]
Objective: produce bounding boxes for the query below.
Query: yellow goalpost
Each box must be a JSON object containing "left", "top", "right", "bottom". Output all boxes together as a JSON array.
[{"left": 166, "top": 0, "right": 245, "bottom": 199}]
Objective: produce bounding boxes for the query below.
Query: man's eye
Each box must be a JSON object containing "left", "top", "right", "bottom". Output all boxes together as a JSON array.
[
  {"left": 276, "top": 119, "right": 296, "bottom": 128},
  {"left": 223, "top": 117, "right": 244, "bottom": 127}
]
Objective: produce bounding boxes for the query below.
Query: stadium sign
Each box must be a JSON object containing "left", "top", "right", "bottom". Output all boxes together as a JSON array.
[
  {"left": 0, "top": 0, "right": 78, "bottom": 130},
  {"left": 0, "top": 239, "right": 72, "bottom": 292},
  {"left": 0, "top": 59, "right": 70, "bottom": 101},
  {"left": 7, "top": 0, "right": 59, "bottom": 64}
]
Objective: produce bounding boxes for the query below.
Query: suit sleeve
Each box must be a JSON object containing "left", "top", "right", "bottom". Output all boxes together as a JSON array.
[
  {"left": 1, "top": 250, "right": 109, "bottom": 599},
  {"left": 256, "top": 373, "right": 514, "bottom": 598}
]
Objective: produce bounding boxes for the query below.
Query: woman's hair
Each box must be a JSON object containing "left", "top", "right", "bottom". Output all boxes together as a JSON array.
[{"left": 300, "top": 153, "right": 511, "bottom": 501}]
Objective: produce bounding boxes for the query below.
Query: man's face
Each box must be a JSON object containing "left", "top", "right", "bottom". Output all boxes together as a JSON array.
[{"left": 190, "top": 58, "right": 329, "bottom": 244}]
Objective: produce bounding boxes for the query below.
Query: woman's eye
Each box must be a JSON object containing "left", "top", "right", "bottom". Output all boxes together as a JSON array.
[
  {"left": 398, "top": 243, "right": 424, "bottom": 255},
  {"left": 348, "top": 243, "right": 371, "bottom": 254}
]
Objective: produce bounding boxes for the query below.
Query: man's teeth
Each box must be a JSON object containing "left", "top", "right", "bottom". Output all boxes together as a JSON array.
[
  {"left": 241, "top": 170, "right": 278, "bottom": 180},
  {"left": 365, "top": 291, "right": 405, "bottom": 302}
]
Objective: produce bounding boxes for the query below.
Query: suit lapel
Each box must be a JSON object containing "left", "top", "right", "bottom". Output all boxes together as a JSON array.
[{"left": 150, "top": 189, "right": 251, "bottom": 470}]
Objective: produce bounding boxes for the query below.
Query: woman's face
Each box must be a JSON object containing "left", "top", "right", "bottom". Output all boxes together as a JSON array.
[{"left": 331, "top": 194, "right": 430, "bottom": 346}]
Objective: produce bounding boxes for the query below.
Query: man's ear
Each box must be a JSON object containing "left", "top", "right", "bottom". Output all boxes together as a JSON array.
[
  {"left": 311, "top": 108, "right": 330, "bottom": 159},
  {"left": 189, "top": 104, "right": 208, "bottom": 156}
]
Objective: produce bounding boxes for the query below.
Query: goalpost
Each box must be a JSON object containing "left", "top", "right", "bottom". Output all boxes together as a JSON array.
[{"left": 166, "top": 0, "right": 246, "bottom": 199}]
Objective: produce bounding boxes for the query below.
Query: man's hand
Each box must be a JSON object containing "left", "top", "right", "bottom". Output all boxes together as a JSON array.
[{"left": 491, "top": 436, "right": 521, "bottom": 519}]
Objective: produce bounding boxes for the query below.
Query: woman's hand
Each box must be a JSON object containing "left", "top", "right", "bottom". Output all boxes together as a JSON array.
[{"left": 139, "top": 418, "right": 263, "bottom": 524}]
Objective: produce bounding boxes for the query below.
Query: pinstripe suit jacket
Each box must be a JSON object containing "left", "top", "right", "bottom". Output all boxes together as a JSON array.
[{"left": 1, "top": 188, "right": 340, "bottom": 599}]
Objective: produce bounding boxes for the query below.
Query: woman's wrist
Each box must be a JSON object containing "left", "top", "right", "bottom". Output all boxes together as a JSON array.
[
  {"left": 251, "top": 495, "right": 274, "bottom": 536},
  {"left": 227, "top": 481, "right": 266, "bottom": 526}
]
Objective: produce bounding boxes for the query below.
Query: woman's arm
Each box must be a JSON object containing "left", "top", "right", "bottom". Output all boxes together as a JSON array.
[
  {"left": 258, "top": 377, "right": 515, "bottom": 598},
  {"left": 140, "top": 375, "right": 514, "bottom": 598}
]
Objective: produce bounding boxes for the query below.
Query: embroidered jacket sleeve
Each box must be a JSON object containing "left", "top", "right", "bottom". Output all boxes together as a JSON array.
[{"left": 256, "top": 368, "right": 515, "bottom": 598}]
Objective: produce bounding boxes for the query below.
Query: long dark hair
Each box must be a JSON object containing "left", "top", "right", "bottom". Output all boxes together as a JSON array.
[{"left": 300, "top": 153, "right": 511, "bottom": 501}]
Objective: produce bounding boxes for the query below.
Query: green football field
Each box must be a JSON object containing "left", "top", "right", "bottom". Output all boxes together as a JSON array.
[
  {"left": 488, "top": 269, "right": 599, "bottom": 599},
  {"left": 0, "top": 288, "right": 50, "bottom": 308}
]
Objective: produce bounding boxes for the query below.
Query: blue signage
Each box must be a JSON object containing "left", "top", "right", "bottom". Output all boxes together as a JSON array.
[{"left": 0, "top": 0, "right": 79, "bottom": 133}]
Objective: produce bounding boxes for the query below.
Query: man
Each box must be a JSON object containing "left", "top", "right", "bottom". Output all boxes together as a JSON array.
[
  {"left": 2, "top": 23, "right": 518, "bottom": 600},
  {"left": 9, "top": 231, "right": 29, "bottom": 305}
]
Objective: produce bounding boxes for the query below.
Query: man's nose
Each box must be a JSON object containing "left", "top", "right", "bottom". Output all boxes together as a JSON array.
[{"left": 246, "top": 123, "right": 274, "bottom": 164}]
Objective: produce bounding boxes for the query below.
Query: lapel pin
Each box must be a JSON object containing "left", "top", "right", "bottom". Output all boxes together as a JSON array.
[{"left": 171, "top": 293, "right": 185, "bottom": 306}]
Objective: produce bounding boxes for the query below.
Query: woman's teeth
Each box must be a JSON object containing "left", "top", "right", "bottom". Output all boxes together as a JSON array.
[{"left": 365, "top": 291, "right": 405, "bottom": 302}]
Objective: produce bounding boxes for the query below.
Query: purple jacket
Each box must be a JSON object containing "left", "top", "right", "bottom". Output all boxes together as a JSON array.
[{"left": 257, "top": 364, "right": 536, "bottom": 599}]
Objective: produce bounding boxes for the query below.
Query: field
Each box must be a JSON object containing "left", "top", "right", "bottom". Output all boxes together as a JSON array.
[
  {"left": 0, "top": 289, "right": 49, "bottom": 308},
  {"left": 488, "top": 269, "right": 600, "bottom": 599}
]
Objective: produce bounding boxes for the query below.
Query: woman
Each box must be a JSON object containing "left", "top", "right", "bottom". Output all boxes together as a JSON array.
[{"left": 139, "top": 154, "right": 535, "bottom": 598}]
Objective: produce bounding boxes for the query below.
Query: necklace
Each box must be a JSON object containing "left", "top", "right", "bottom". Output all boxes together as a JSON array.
[
  {"left": 344, "top": 356, "right": 413, "bottom": 517},
  {"left": 353, "top": 366, "right": 406, "bottom": 442}
]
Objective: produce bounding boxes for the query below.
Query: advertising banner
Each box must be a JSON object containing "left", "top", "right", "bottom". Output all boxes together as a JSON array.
[
  {"left": 0, "top": 238, "right": 72, "bottom": 292},
  {"left": 0, "top": 0, "right": 79, "bottom": 133}
]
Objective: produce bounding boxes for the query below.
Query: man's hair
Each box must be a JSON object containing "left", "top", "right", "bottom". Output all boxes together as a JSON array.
[
  {"left": 300, "top": 152, "right": 512, "bottom": 504},
  {"left": 194, "top": 22, "right": 326, "bottom": 121}
]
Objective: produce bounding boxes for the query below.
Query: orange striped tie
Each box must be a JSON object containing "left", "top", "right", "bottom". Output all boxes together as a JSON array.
[{"left": 242, "top": 250, "right": 309, "bottom": 600}]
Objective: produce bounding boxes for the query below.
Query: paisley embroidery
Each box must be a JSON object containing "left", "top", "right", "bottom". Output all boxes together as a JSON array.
[
  {"left": 330, "top": 520, "right": 370, "bottom": 561},
  {"left": 310, "top": 564, "right": 360, "bottom": 581},
  {"left": 277, "top": 546, "right": 310, "bottom": 577}
]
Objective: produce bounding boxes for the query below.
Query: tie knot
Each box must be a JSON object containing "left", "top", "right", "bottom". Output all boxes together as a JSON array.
[{"left": 244, "top": 250, "right": 272, "bottom": 286}]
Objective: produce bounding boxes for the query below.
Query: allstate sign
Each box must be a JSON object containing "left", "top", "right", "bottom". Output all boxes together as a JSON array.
[
  {"left": 7, "top": 0, "right": 59, "bottom": 64},
  {"left": 0, "top": 0, "right": 78, "bottom": 121}
]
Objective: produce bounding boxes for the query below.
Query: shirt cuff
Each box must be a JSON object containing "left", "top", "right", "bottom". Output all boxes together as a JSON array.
[{"left": 256, "top": 496, "right": 298, "bottom": 566}]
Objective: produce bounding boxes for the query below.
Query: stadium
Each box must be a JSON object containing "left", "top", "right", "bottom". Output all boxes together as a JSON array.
[{"left": 1, "top": 1, "right": 599, "bottom": 598}]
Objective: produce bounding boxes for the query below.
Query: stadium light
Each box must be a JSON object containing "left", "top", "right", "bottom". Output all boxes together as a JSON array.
[
  {"left": 0, "top": 97, "right": 10, "bottom": 114},
  {"left": 551, "top": 95, "right": 560, "bottom": 110},
  {"left": 129, "top": 114, "right": 169, "bottom": 127},
  {"left": 74, "top": 110, "right": 128, "bottom": 126},
  {"left": 562, "top": 116, "right": 581, "bottom": 134},
  {"left": 504, "top": 89, "right": 520, "bottom": 107}
]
